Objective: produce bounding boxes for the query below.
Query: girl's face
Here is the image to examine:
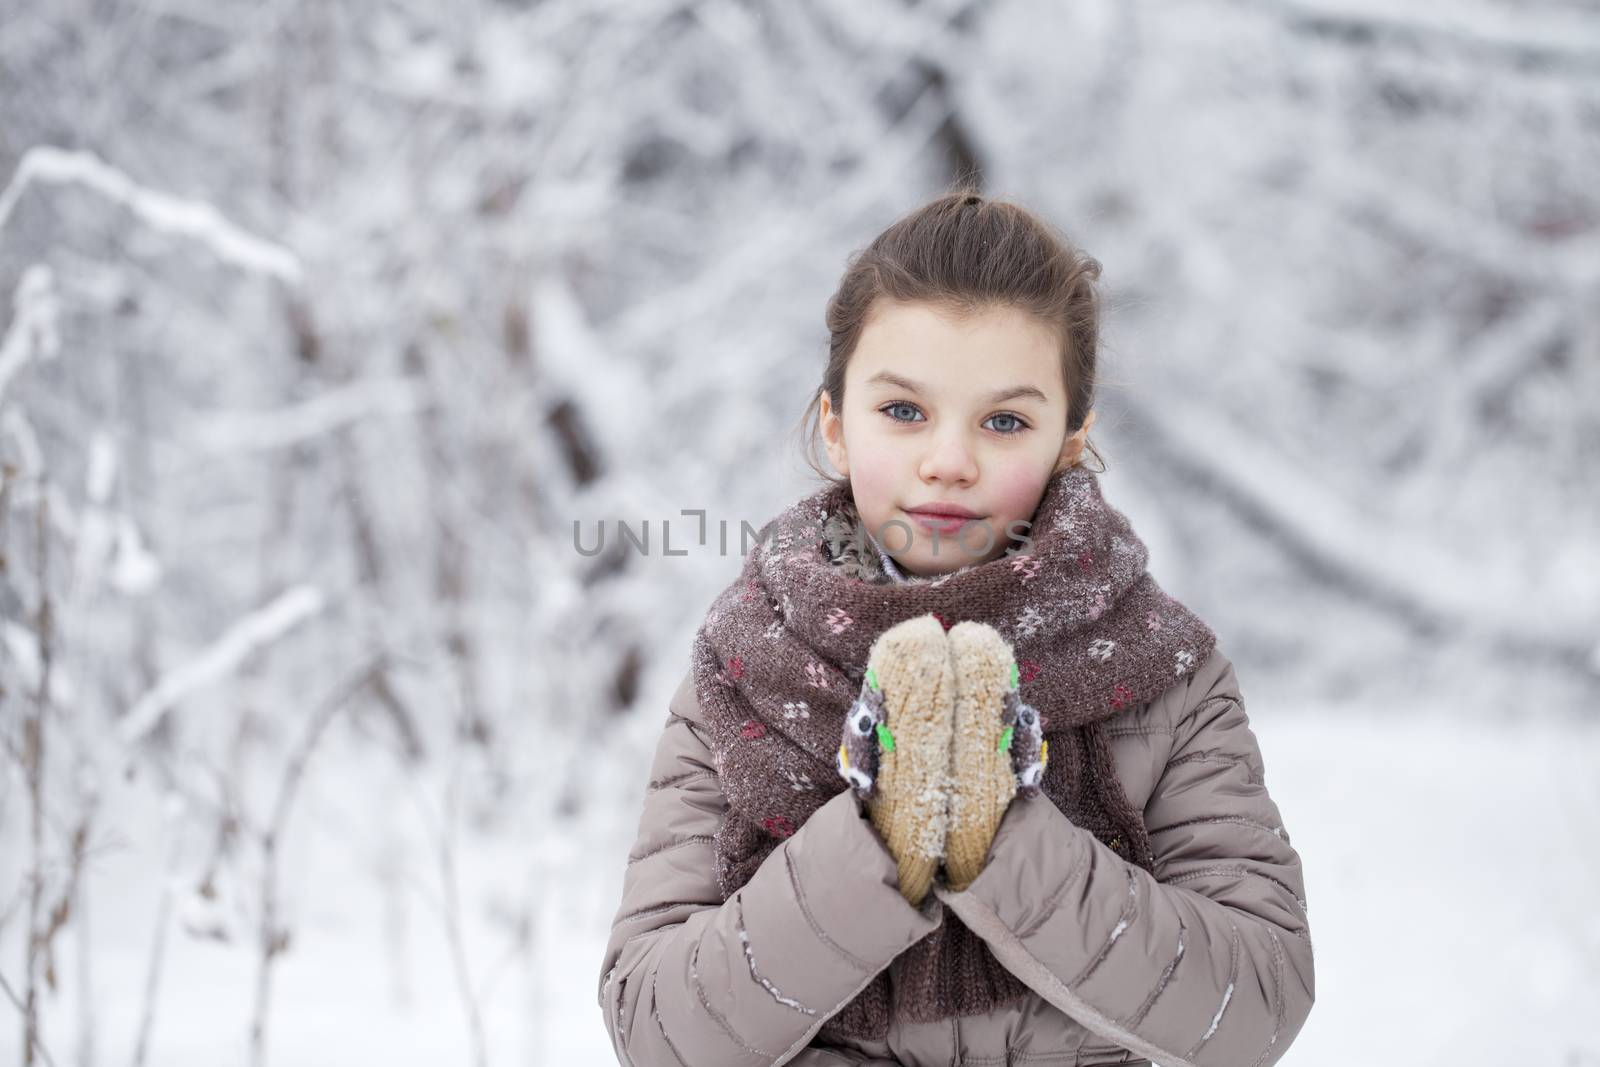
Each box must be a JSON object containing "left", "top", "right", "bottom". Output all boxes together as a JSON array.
[{"left": 819, "top": 299, "right": 1091, "bottom": 578}]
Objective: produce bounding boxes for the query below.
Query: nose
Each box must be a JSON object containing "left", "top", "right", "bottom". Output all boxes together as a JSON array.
[{"left": 918, "top": 432, "right": 978, "bottom": 486}]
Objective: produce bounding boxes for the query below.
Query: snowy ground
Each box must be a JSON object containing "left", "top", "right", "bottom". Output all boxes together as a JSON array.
[
  {"left": 1249, "top": 703, "right": 1600, "bottom": 1066},
  {"left": 6, "top": 695, "right": 1597, "bottom": 1066}
]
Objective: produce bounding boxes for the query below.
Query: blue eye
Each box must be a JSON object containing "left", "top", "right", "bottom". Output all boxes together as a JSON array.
[
  {"left": 986, "top": 413, "right": 1027, "bottom": 434},
  {"left": 881, "top": 402, "right": 923, "bottom": 423}
]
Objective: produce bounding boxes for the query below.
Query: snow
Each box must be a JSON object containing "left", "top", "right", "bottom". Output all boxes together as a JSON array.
[
  {"left": 1248, "top": 705, "right": 1600, "bottom": 1063},
  {"left": 0, "top": 147, "right": 301, "bottom": 285},
  {"left": 119, "top": 585, "right": 328, "bottom": 745}
]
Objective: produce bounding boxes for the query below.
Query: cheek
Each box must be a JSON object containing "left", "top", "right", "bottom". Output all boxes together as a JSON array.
[
  {"left": 987, "top": 466, "right": 1050, "bottom": 522},
  {"left": 849, "top": 456, "right": 898, "bottom": 513}
]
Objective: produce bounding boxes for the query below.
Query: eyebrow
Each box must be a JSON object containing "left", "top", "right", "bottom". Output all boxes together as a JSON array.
[{"left": 863, "top": 371, "right": 1049, "bottom": 405}]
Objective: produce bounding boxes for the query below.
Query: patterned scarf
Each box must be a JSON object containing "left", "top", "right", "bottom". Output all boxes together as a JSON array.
[{"left": 690, "top": 464, "right": 1218, "bottom": 1041}]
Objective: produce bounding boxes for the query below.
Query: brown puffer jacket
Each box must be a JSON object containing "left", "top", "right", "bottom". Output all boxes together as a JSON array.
[{"left": 597, "top": 646, "right": 1314, "bottom": 1066}]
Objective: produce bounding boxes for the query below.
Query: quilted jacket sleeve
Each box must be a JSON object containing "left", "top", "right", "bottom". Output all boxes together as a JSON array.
[
  {"left": 932, "top": 649, "right": 1314, "bottom": 1067},
  {"left": 597, "top": 669, "right": 937, "bottom": 1067}
]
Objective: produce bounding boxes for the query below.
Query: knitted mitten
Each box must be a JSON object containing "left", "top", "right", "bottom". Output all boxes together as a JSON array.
[
  {"left": 943, "top": 621, "right": 1048, "bottom": 892},
  {"left": 835, "top": 614, "right": 956, "bottom": 907}
]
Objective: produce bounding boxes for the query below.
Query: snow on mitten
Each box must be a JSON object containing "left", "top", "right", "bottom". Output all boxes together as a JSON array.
[
  {"left": 943, "top": 621, "right": 1048, "bottom": 892},
  {"left": 835, "top": 614, "right": 955, "bottom": 907}
]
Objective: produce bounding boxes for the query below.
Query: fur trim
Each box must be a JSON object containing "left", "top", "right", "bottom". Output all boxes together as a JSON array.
[{"left": 823, "top": 496, "right": 976, "bottom": 586}]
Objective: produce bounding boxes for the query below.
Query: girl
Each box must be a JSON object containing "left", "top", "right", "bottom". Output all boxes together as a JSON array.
[{"left": 598, "top": 190, "right": 1314, "bottom": 1067}]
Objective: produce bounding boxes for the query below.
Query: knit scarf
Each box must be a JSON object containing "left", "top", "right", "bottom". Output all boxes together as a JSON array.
[{"left": 690, "top": 464, "right": 1218, "bottom": 1042}]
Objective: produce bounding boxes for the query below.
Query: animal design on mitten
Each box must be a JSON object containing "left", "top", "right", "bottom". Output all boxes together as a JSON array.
[
  {"left": 1000, "top": 672, "right": 1048, "bottom": 797},
  {"left": 836, "top": 670, "right": 888, "bottom": 796}
]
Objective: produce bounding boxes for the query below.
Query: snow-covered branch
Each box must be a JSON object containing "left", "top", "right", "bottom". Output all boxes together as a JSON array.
[
  {"left": 184, "top": 377, "right": 429, "bottom": 452},
  {"left": 119, "top": 586, "right": 327, "bottom": 745},
  {"left": 0, "top": 146, "right": 302, "bottom": 284}
]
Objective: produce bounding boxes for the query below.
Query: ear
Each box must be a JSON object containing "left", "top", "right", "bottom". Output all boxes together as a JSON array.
[
  {"left": 819, "top": 389, "right": 850, "bottom": 477},
  {"left": 1053, "top": 409, "right": 1096, "bottom": 474}
]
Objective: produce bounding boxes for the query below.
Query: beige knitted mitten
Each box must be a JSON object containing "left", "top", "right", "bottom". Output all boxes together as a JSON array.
[
  {"left": 835, "top": 614, "right": 956, "bottom": 907},
  {"left": 944, "top": 620, "right": 1047, "bottom": 892}
]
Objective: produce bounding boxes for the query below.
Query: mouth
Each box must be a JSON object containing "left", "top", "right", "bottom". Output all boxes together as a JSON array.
[
  {"left": 906, "top": 503, "right": 983, "bottom": 520},
  {"left": 904, "top": 506, "right": 984, "bottom": 534},
  {"left": 908, "top": 502, "right": 979, "bottom": 518}
]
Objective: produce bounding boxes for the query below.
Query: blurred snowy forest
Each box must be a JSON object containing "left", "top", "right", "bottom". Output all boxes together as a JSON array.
[{"left": 1, "top": 0, "right": 1598, "bottom": 1064}]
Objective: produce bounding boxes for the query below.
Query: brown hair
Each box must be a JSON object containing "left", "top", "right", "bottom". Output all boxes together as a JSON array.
[{"left": 796, "top": 184, "right": 1108, "bottom": 488}]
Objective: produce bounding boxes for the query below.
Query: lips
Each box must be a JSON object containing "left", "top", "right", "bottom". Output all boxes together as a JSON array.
[
  {"left": 906, "top": 503, "right": 982, "bottom": 520},
  {"left": 905, "top": 505, "right": 983, "bottom": 535}
]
